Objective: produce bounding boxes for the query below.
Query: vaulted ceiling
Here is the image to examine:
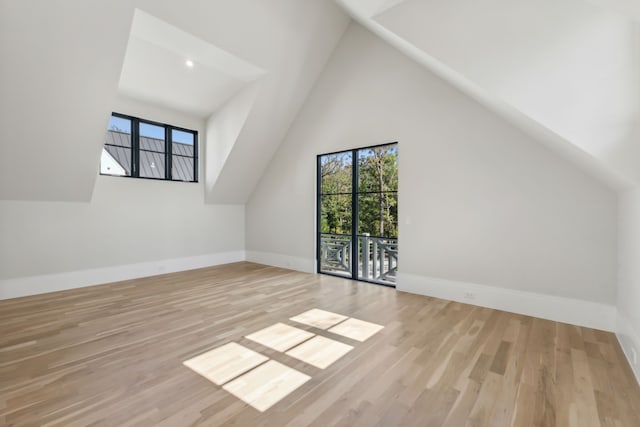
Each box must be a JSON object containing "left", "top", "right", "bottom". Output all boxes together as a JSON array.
[
  {"left": 337, "top": 0, "right": 640, "bottom": 189},
  {"left": 0, "top": 0, "right": 349, "bottom": 202},
  {"left": 1, "top": 0, "right": 638, "bottom": 203}
]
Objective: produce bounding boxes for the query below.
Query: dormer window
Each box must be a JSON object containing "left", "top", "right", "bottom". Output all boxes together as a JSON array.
[{"left": 100, "top": 113, "right": 198, "bottom": 182}]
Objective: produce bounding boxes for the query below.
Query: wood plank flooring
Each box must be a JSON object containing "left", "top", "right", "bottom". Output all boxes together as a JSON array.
[{"left": 1, "top": 261, "right": 639, "bottom": 426}]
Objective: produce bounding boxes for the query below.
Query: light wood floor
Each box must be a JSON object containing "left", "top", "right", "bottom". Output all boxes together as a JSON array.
[{"left": 1, "top": 262, "right": 639, "bottom": 426}]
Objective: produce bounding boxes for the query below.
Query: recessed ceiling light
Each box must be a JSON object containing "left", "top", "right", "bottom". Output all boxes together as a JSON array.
[{"left": 185, "top": 59, "right": 194, "bottom": 68}]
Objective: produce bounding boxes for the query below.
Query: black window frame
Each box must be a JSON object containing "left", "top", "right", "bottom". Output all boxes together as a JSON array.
[{"left": 100, "top": 112, "right": 199, "bottom": 183}]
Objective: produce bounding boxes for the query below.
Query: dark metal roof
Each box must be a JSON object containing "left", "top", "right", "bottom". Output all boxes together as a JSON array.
[{"left": 104, "top": 131, "right": 195, "bottom": 181}]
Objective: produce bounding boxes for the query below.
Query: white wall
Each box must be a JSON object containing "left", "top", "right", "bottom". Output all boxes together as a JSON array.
[
  {"left": 374, "top": 0, "right": 640, "bottom": 184},
  {"left": 618, "top": 188, "right": 640, "bottom": 381},
  {"left": 246, "top": 23, "right": 618, "bottom": 327},
  {"left": 588, "top": 0, "right": 640, "bottom": 21},
  {"left": 0, "top": 96, "right": 245, "bottom": 299},
  {"left": 205, "top": 82, "right": 261, "bottom": 197},
  {"left": 0, "top": 0, "right": 133, "bottom": 201}
]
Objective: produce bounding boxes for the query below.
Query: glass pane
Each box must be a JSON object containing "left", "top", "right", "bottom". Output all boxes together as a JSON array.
[
  {"left": 107, "top": 116, "right": 131, "bottom": 141},
  {"left": 100, "top": 147, "right": 131, "bottom": 176},
  {"left": 139, "top": 137, "right": 164, "bottom": 152},
  {"left": 320, "top": 152, "right": 352, "bottom": 195},
  {"left": 172, "top": 130, "right": 195, "bottom": 158},
  {"left": 139, "top": 151, "right": 165, "bottom": 179},
  {"left": 358, "top": 234, "right": 397, "bottom": 285},
  {"left": 358, "top": 193, "right": 398, "bottom": 238},
  {"left": 319, "top": 233, "right": 352, "bottom": 278},
  {"left": 102, "top": 116, "right": 132, "bottom": 176},
  {"left": 357, "top": 144, "right": 398, "bottom": 193},
  {"left": 139, "top": 122, "right": 164, "bottom": 139},
  {"left": 139, "top": 122, "right": 165, "bottom": 155},
  {"left": 320, "top": 194, "right": 352, "bottom": 235},
  {"left": 172, "top": 155, "right": 194, "bottom": 182},
  {"left": 172, "top": 129, "right": 194, "bottom": 144}
]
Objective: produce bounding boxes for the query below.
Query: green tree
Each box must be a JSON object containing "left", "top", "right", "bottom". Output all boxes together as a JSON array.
[
  {"left": 320, "top": 153, "right": 352, "bottom": 234},
  {"left": 358, "top": 146, "right": 398, "bottom": 237},
  {"left": 319, "top": 145, "right": 397, "bottom": 237}
]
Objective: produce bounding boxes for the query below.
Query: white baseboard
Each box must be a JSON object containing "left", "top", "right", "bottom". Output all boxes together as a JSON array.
[
  {"left": 397, "top": 272, "right": 616, "bottom": 332},
  {"left": 616, "top": 311, "right": 640, "bottom": 385},
  {"left": 246, "top": 250, "right": 315, "bottom": 274},
  {"left": 0, "top": 251, "right": 246, "bottom": 300}
]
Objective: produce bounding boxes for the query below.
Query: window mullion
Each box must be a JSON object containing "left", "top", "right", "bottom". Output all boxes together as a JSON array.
[
  {"left": 166, "top": 126, "right": 171, "bottom": 180},
  {"left": 193, "top": 132, "right": 198, "bottom": 183},
  {"left": 352, "top": 149, "right": 359, "bottom": 280},
  {"left": 132, "top": 118, "right": 140, "bottom": 177}
]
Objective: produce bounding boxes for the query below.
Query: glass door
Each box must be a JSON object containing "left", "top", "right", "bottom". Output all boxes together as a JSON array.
[
  {"left": 318, "top": 151, "right": 354, "bottom": 278},
  {"left": 317, "top": 143, "right": 398, "bottom": 286}
]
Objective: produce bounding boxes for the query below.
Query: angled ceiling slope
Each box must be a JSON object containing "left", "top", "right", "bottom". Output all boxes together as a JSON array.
[
  {"left": 119, "top": 9, "right": 266, "bottom": 118},
  {"left": 117, "top": 1, "right": 351, "bottom": 205},
  {"left": 0, "top": 1, "right": 132, "bottom": 201},
  {"left": 0, "top": 0, "right": 350, "bottom": 204},
  {"left": 203, "top": 0, "right": 351, "bottom": 204},
  {"left": 337, "top": 0, "right": 640, "bottom": 189},
  {"left": 117, "top": 8, "right": 269, "bottom": 196}
]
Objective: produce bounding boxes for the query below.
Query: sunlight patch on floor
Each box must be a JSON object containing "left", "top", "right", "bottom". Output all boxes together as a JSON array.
[
  {"left": 223, "top": 360, "right": 310, "bottom": 412},
  {"left": 183, "top": 342, "right": 268, "bottom": 385},
  {"left": 182, "top": 308, "right": 384, "bottom": 412},
  {"left": 286, "top": 335, "right": 354, "bottom": 369},
  {"left": 328, "top": 317, "right": 384, "bottom": 342},
  {"left": 289, "top": 308, "right": 348, "bottom": 329},
  {"left": 245, "top": 322, "right": 314, "bottom": 352}
]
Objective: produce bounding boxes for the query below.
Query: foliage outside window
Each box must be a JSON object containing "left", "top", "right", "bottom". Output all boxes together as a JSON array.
[
  {"left": 100, "top": 113, "right": 198, "bottom": 182},
  {"left": 320, "top": 144, "right": 398, "bottom": 238}
]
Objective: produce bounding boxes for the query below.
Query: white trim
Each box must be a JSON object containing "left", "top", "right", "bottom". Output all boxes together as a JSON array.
[
  {"left": 397, "top": 272, "right": 616, "bottom": 332},
  {"left": 0, "top": 251, "right": 246, "bottom": 300},
  {"left": 616, "top": 311, "right": 640, "bottom": 385},
  {"left": 246, "top": 251, "right": 315, "bottom": 274}
]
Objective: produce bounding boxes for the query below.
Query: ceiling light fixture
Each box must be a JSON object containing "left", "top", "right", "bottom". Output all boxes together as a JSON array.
[{"left": 185, "top": 59, "right": 194, "bottom": 68}]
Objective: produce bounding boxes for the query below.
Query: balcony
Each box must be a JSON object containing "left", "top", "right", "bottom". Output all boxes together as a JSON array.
[{"left": 319, "top": 233, "right": 397, "bottom": 286}]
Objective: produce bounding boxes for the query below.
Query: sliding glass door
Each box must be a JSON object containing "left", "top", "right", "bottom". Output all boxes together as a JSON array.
[{"left": 317, "top": 143, "right": 398, "bottom": 286}]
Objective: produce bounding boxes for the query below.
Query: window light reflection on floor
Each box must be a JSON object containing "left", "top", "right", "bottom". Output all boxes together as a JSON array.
[
  {"left": 289, "top": 308, "right": 348, "bottom": 329},
  {"left": 285, "top": 335, "right": 353, "bottom": 369},
  {"left": 245, "top": 322, "right": 314, "bottom": 352},
  {"left": 182, "top": 309, "right": 384, "bottom": 412}
]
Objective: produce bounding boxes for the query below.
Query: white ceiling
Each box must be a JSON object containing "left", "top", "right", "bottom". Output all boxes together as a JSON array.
[
  {"left": 5, "top": 0, "right": 634, "bottom": 203},
  {"left": 337, "top": 0, "right": 640, "bottom": 189},
  {"left": 118, "top": 10, "right": 266, "bottom": 118},
  {"left": 0, "top": 0, "right": 349, "bottom": 202}
]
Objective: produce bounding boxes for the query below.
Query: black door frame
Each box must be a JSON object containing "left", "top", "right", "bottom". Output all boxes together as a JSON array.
[{"left": 316, "top": 141, "right": 398, "bottom": 287}]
